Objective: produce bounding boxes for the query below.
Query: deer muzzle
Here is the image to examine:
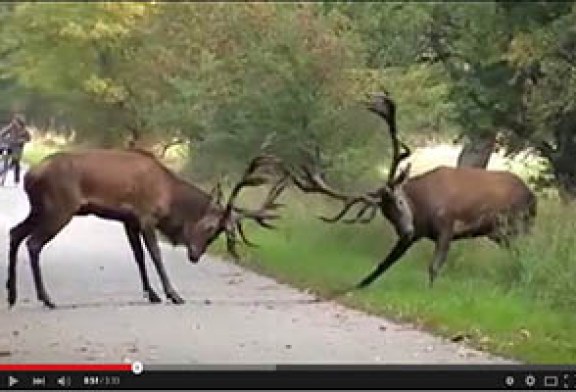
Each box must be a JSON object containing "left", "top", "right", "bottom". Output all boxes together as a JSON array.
[{"left": 187, "top": 245, "right": 202, "bottom": 264}]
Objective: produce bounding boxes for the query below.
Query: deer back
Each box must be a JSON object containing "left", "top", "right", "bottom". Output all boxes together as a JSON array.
[
  {"left": 24, "top": 149, "right": 214, "bottom": 229},
  {"left": 402, "top": 166, "right": 535, "bottom": 238}
]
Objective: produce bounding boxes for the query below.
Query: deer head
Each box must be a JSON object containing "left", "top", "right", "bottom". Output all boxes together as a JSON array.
[
  {"left": 185, "top": 154, "right": 287, "bottom": 262},
  {"left": 287, "top": 92, "right": 415, "bottom": 239}
]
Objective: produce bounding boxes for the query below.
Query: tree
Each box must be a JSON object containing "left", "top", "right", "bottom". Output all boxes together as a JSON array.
[
  {"left": 504, "top": 3, "right": 576, "bottom": 198},
  {"left": 0, "top": 3, "right": 156, "bottom": 145},
  {"left": 419, "top": 2, "right": 576, "bottom": 190}
]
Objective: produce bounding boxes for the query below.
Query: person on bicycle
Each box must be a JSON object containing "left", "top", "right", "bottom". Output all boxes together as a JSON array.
[{"left": 0, "top": 114, "right": 31, "bottom": 184}]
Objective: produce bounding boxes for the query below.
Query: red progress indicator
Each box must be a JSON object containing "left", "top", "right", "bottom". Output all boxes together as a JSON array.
[{"left": 0, "top": 363, "right": 132, "bottom": 372}]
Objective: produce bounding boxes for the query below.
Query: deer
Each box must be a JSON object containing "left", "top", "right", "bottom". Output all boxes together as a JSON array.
[
  {"left": 287, "top": 92, "right": 537, "bottom": 292},
  {"left": 6, "top": 149, "right": 288, "bottom": 308}
]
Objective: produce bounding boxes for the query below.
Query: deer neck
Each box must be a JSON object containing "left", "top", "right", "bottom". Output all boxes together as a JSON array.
[{"left": 158, "top": 180, "right": 214, "bottom": 245}]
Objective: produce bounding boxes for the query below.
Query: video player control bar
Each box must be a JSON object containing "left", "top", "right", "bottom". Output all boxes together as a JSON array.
[{"left": 0, "top": 364, "right": 574, "bottom": 390}]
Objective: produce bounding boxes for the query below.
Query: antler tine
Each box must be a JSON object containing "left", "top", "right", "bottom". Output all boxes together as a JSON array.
[
  {"left": 286, "top": 163, "right": 381, "bottom": 223},
  {"left": 320, "top": 197, "right": 372, "bottom": 223},
  {"left": 386, "top": 122, "right": 409, "bottom": 185},
  {"left": 232, "top": 173, "right": 289, "bottom": 237},
  {"left": 388, "top": 140, "right": 411, "bottom": 184},
  {"left": 342, "top": 204, "right": 379, "bottom": 224},
  {"left": 357, "top": 205, "right": 378, "bottom": 224},
  {"left": 293, "top": 165, "right": 360, "bottom": 203},
  {"left": 225, "top": 154, "right": 282, "bottom": 211},
  {"left": 262, "top": 174, "right": 289, "bottom": 210},
  {"left": 225, "top": 229, "right": 240, "bottom": 262},
  {"left": 222, "top": 154, "right": 287, "bottom": 260},
  {"left": 235, "top": 220, "right": 258, "bottom": 247},
  {"left": 365, "top": 92, "right": 412, "bottom": 185}
]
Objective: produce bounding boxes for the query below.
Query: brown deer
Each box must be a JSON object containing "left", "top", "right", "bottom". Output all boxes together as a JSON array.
[
  {"left": 288, "top": 92, "right": 537, "bottom": 291},
  {"left": 7, "top": 149, "right": 287, "bottom": 308}
]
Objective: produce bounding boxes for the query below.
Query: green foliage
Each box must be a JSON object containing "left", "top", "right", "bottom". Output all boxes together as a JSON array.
[
  {"left": 331, "top": 3, "right": 435, "bottom": 68},
  {"left": 0, "top": 3, "right": 459, "bottom": 181},
  {"left": 130, "top": 3, "right": 376, "bottom": 180},
  {"left": 0, "top": 3, "right": 154, "bottom": 143},
  {"left": 2, "top": 2, "right": 576, "bottom": 190}
]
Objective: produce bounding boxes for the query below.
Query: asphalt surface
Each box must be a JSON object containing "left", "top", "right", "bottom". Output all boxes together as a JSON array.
[{"left": 0, "top": 175, "right": 513, "bottom": 364}]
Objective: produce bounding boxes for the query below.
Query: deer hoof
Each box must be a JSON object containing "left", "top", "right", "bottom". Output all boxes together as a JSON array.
[
  {"left": 167, "top": 292, "right": 185, "bottom": 305},
  {"left": 7, "top": 294, "right": 16, "bottom": 308},
  {"left": 42, "top": 299, "right": 56, "bottom": 309},
  {"left": 146, "top": 290, "right": 162, "bottom": 304}
]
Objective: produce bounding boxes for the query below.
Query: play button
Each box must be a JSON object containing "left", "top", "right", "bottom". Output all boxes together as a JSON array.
[{"left": 8, "top": 375, "right": 18, "bottom": 387}]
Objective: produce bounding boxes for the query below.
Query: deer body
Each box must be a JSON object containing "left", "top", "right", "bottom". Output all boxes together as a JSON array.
[
  {"left": 353, "top": 165, "right": 536, "bottom": 290},
  {"left": 401, "top": 166, "right": 536, "bottom": 242},
  {"left": 289, "top": 92, "right": 537, "bottom": 290},
  {"left": 7, "top": 149, "right": 285, "bottom": 308},
  {"left": 27, "top": 150, "right": 184, "bottom": 226}
]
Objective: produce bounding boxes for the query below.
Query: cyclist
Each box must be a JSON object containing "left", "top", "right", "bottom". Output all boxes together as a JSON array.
[{"left": 0, "top": 114, "right": 31, "bottom": 185}]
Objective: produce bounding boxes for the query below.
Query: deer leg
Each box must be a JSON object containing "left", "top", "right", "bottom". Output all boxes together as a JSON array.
[
  {"left": 12, "top": 158, "right": 20, "bottom": 184},
  {"left": 141, "top": 227, "right": 185, "bottom": 305},
  {"left": 488, "top": 213, "right": 518, "bottom": 250},
  {"left": 428, "top": 228, "right": 453, "bottom": 287},
  {"left": 123, "top": 222, "right": 161, "bottom": 304},
  {"left": 6, "top": 212, "right": 37, "bottom": 307},
  {"left": 488, "top": 232, "right": 511, "bottom": 248},
  {"left": 25, "top": 215, "right": 72, "bottom": 309},
  {"left": 354, "top": 236, "right": 414, "bottom": 290}
]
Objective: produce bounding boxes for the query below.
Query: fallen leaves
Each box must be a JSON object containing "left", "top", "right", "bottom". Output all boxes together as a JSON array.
[{"left": 450, "top": 332, "right": 473, "bottom": 343}]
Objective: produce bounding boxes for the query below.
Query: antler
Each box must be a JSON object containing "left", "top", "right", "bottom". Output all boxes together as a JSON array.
[
  {"left": 280, "top": 92, "right": 412, "bottom": 227},
  {"left": 365, "top": 92, "right": 411, "bottom": 185},
  {"left": 223, "top": 154, "right": 288, "bottom": 258},
  {"left": 288, "top": 164, "right": 381, "bottom": 223},
  {"left": 342, "top": 203, "right": 379, "bottom": 224},
  {"left": 233, "top": 175, "right": 288, "bottom": 230},
  {"left": 224, "top": 154, "right": 282, "bottom": 213}
]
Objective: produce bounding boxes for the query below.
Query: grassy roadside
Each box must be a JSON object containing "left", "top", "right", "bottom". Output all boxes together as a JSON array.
[{"left": 218, "top": 192, "right": 576, "bottom": 364}]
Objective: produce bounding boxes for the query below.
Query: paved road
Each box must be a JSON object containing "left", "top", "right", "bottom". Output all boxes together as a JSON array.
[{"left": 0, "top": 178, "right": 512, "bottom": 364}]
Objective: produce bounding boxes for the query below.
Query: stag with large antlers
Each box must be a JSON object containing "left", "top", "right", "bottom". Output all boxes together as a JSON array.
[
  {"left": 290, "top": 92, "right": 537, "bottom": 291},
  {"left": 7, "top": 149, "right": 287, "bottom": 308}
]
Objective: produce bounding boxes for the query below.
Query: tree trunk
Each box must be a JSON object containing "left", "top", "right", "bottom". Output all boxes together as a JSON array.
[
  {"left": 548, "top": 144, "right": 576, "bottom": 202},
  {"left": 537, "top": 117, "right": 576, "bottom": 202},
  {"left": 126, "top": 125, "right": 140, "bottom": 148},
  {"left": 456, "top": 133, "right": 496, "bottom": 168}
]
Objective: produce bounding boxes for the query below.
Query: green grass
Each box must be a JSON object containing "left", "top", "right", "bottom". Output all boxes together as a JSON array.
[{"left": 215, "top": 192, "right": 576, "bottom": 364}]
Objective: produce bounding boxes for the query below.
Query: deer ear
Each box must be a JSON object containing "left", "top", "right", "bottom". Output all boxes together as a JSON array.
[
  {"left": 392, "top": 163, "right": 411, "bottom": 187},
  {"left": 209, "top": 181, "right": 224, "bottom": 206}
]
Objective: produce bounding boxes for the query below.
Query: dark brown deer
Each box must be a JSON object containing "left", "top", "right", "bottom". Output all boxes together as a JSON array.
[
  {"left": 7, "top": 149, "right": 287, "bottom": 308},
  {"left": 288, "top": 92, "right": 537, "bottom": 291}
]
